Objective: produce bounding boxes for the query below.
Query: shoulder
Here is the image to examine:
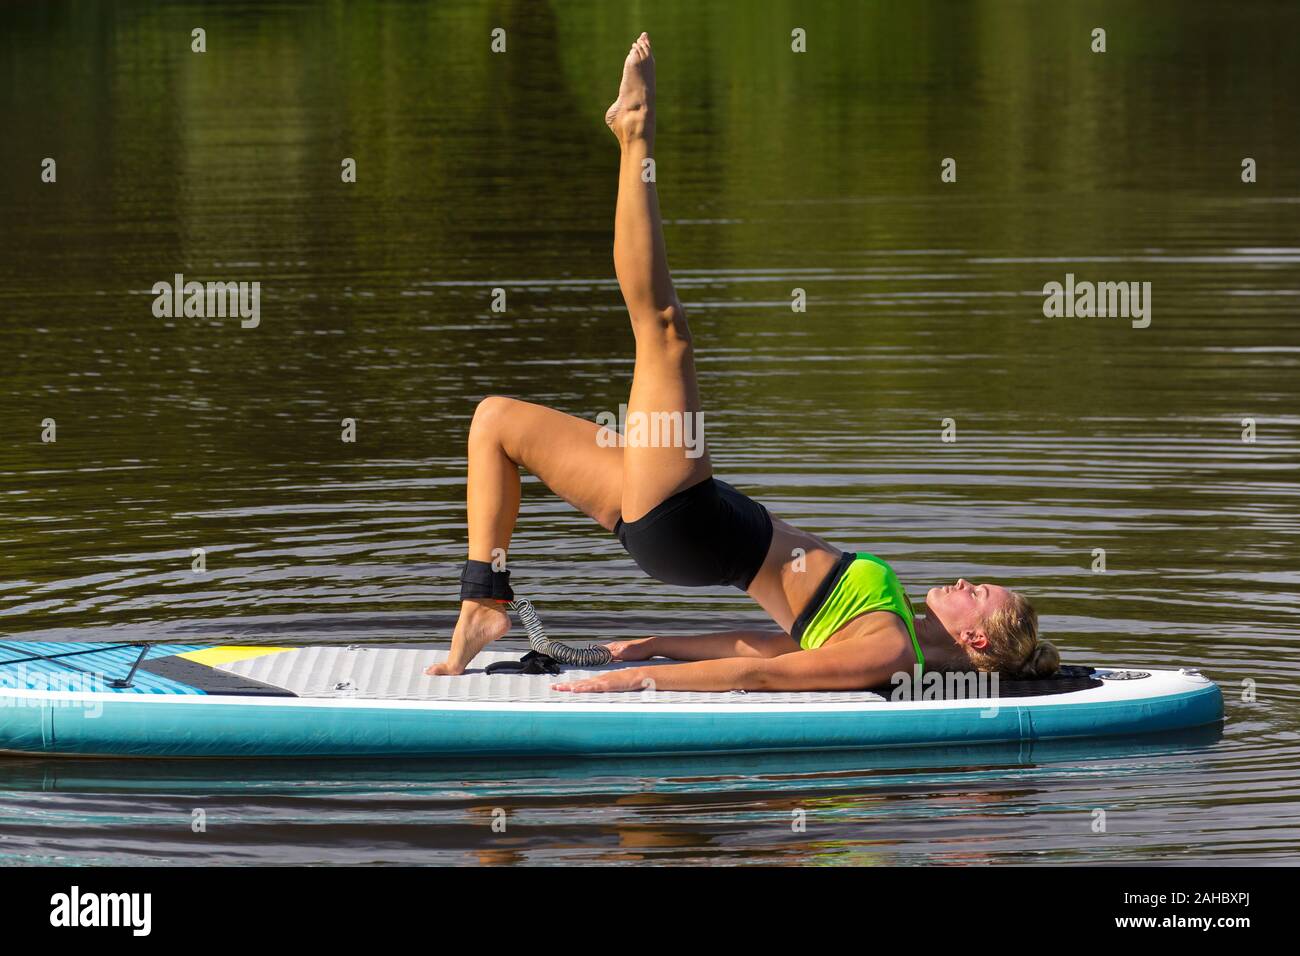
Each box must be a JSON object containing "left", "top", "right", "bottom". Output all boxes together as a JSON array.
[
  {"left": 822, "top": 611, "right": 913, "bottom": 665},
  {"left": 775, "top": 613, "right": 913, "bottom": 688}
]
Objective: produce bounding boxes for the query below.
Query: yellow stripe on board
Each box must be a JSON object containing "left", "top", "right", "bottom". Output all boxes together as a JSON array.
[{"left": 177, "top": 646, "right": 293, "bottom": 666}]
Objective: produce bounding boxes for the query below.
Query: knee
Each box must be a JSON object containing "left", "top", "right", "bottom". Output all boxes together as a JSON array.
[
  {"left": 633, "top": 301, "right": 692, "bottom": 346},
  {"left": 469, "top": 395, "right": 516, "bottom": 443},
  {"left": 663, "top": 301, "right": 691, "bottom": 342}
]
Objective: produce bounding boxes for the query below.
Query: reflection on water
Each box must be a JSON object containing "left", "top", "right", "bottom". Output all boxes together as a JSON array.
[
  {"left": 1, "top": 727, "right": 1240, "bottom": 865},
  {"left": 1, "top": 0, "right": 1298, "bottom": 864}
]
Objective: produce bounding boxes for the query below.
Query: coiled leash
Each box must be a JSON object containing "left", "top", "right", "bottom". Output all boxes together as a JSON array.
[
  {"left": 459, "top": 559, "right": 612, "bottom": 674},
  {"left": 507, "top": 598, "right": 612, "bottom": 668}
]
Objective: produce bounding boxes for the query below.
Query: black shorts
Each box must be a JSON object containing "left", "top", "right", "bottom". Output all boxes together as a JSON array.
[{"left": 613, "top": 476, "right": 774, "bottom": 590}]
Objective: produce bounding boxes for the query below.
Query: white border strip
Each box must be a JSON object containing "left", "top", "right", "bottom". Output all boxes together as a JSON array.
[{"left": 0, "top": 667, "right": 1213, "bottom": 715}]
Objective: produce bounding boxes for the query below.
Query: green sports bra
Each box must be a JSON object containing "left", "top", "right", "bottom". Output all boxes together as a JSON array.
[{"left": 791, "top": 552, "right": 924, "bottom": 673}]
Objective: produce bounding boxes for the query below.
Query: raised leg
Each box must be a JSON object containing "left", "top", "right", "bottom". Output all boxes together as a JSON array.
[
  {"left": 431, "top": 33, "right": 709, "bottom": 677},
  {"left": 606, "top": 33, "right": 712, "bottom": 522}
]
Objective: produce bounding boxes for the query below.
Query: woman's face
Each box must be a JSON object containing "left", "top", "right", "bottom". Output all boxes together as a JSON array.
[{"left": 924, "top": 578, "right": 1014, "bottom": 646}]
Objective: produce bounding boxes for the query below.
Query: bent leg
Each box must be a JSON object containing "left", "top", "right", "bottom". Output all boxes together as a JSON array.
[
  {"left": 468, "top": 395, "right": 624, "bottom": 552},
  {"left": 429, "top": 396, "right": 624, "bottom": 676},
  {"left": 607, "top": 33, "right": 712, "bottom": 522}
]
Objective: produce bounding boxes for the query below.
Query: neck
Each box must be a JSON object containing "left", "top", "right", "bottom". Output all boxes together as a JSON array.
[{"left": 914, "top": 612, "right": 967, "bottom": 672}]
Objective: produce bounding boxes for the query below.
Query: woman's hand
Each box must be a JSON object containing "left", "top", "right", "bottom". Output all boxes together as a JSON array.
[
  {"left": 552, "top": 667, "right": 657, "bottom": 693},
  {"left": 603, "top": 637, "right": 659, "bottom": 661}
]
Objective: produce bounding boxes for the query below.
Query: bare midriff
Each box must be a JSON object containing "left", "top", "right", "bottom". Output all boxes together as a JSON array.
[{"left": 743, "top": 514, "right": 843, "bottom": 634}]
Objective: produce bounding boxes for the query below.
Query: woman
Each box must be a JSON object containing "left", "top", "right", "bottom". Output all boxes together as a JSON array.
[{"left": 428, "top": 33, "right": 1059, "bottom": 693}]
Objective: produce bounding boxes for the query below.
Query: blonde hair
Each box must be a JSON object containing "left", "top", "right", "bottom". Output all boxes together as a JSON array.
[{"left": 965, "top": 591, "right": 1059, "bottom": 679}]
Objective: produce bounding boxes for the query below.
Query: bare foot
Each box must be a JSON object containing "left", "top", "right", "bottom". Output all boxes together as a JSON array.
[
  {"left": 605, "top": 637, "right": 658, "bottom": 661},
  {"left": 604, "top": 32, "right": 655, "bottom": 143},
  {"left": 425, "top": 599, "right": 512, "bottom": 675}
]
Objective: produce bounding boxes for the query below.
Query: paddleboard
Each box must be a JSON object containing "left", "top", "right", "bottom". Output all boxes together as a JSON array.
[{"left": 0, "top": 642, "right": 1223, "bottom": 758}]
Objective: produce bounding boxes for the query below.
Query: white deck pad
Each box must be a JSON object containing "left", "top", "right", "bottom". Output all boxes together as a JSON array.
[{"left": 218, "top": 646, "right": 892, "bottom": 705}]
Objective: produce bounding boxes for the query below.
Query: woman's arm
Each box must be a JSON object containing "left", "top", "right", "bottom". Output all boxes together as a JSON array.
[
  {"left": 554, "top": 634, "right": 913, "bottom": 694},
  {"left": 610, "top": 630, "right": 799, "bottom": 662}
]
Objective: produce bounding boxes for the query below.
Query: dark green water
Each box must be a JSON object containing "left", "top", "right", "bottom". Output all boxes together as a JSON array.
[{"left": 1, "top": 0, "right": 1297, "bottom": 864}]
